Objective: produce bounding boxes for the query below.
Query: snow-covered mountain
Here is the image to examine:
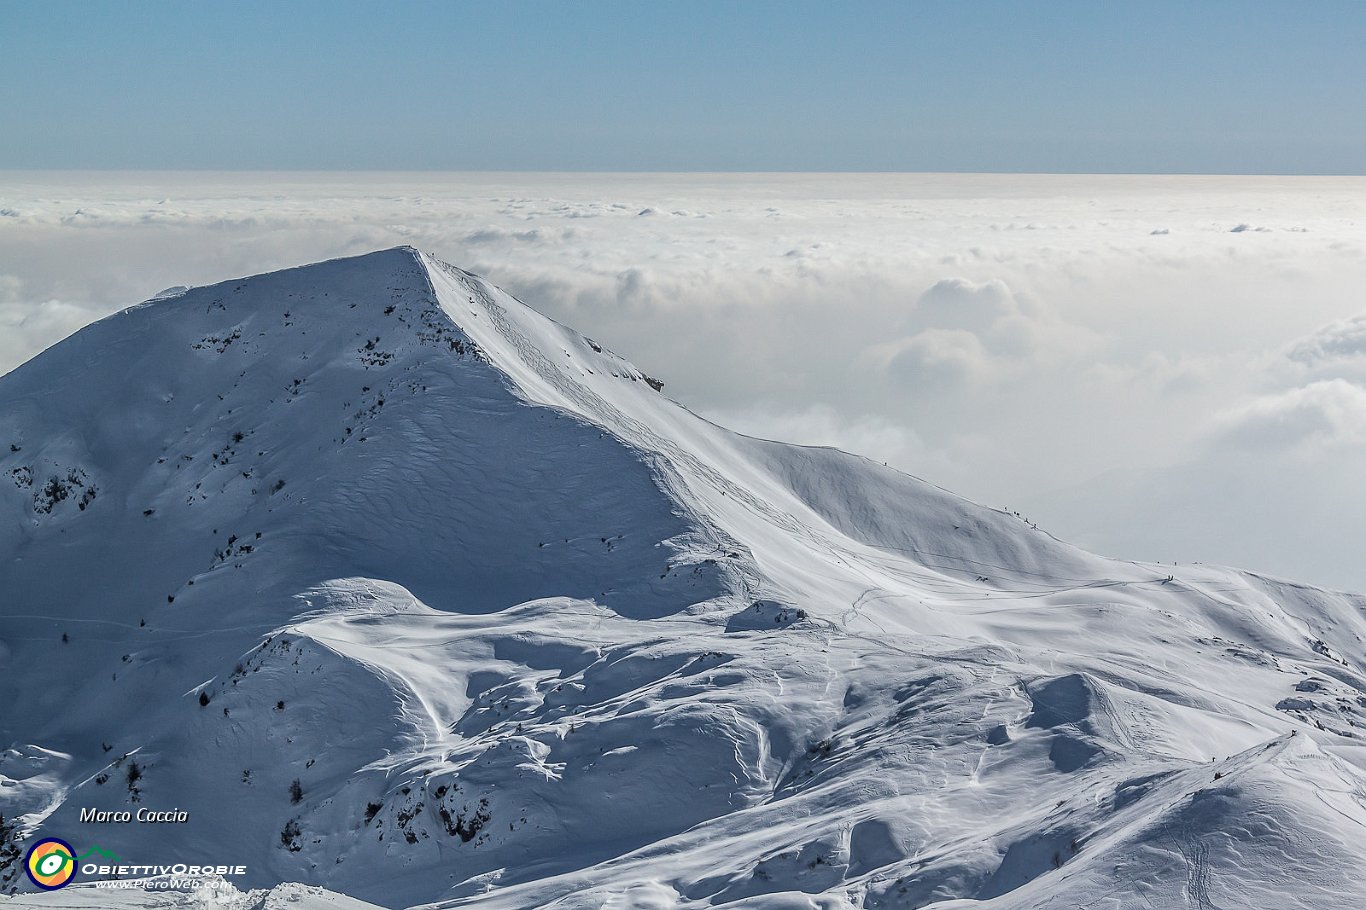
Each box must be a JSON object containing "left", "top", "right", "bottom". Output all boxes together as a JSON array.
[{"left": 2, "top": 248, "right": 1365, "bottom": 910}]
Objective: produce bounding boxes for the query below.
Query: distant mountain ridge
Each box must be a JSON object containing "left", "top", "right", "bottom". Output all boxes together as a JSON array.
[{"left": 2, "top": 248, "right": 1364, "bottom": 909}]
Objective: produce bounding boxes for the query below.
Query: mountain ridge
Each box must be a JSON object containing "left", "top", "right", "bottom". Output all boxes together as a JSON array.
[{"left": 2, "top": 249, "right": 1365, "bottom": 909}]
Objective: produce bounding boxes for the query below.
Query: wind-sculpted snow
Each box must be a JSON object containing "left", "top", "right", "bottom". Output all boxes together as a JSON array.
[{"left": 2, "top": 249, "right": 1365, "bottom": 909}]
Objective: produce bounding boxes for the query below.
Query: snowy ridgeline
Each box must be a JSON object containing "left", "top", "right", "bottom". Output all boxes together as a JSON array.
[{"left": 1, "top": 248, "right": 1365, "bottom": 910}]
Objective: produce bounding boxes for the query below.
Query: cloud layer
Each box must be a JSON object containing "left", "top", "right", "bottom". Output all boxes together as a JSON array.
[{"left": 3, "top": 172, "right": 1366, "bottom": 590}]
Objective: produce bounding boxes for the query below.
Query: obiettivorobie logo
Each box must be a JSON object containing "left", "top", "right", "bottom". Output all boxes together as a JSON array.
[
  {"left": 22, "top": 839, "right": 247, "bottom": 891},
  {"left": 24, "top": 838, "right": 77, "bottom": 890}
]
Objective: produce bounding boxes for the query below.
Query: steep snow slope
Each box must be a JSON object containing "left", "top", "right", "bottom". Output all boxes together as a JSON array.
[{"left": 2, "top": 249, "right": 1365, "bottom": 910}]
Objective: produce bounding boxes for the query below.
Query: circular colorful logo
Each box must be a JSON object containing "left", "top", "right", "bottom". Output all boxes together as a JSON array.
[{"left": 24, "top": 838, "right": 76, "bottom": 890}]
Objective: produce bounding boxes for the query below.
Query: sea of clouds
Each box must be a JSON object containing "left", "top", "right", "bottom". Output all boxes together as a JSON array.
[{"left": 2, "top": 171, "right": 1365, "bottom": 590}]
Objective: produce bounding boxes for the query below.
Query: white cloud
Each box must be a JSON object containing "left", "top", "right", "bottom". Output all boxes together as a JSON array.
[
  {"left": 867, "top": 276, "right": 1105, "bottom": 390},
  {"left": 874, "top": 328, "right": 995, "bottom": 389},
  {"left": 910, "top": 277, "right": 1017, "bottom": 336},
  {"left": 0, "top": 273, "right": 24, "bottom": 303},
  {"left": 1214, "top": 379, "right": 1366, "bottom": 455},
  {"left": 1286, "top": 313, "right": 1366, "bottom": 367}
]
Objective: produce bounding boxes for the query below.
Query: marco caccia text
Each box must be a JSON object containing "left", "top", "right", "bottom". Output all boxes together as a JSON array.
[{"left": 78, "top": 807, "right": 190, "bottom": 824}]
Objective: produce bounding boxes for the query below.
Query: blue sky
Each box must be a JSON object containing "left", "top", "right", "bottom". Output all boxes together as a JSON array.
[{"left": 3, "top": 0, "right": 1364, "bottom": 173}]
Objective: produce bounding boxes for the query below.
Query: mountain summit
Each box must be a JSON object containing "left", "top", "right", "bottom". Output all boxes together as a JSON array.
[{"left": 3, "top": 249, "right": 1365, "bottom": 909}]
